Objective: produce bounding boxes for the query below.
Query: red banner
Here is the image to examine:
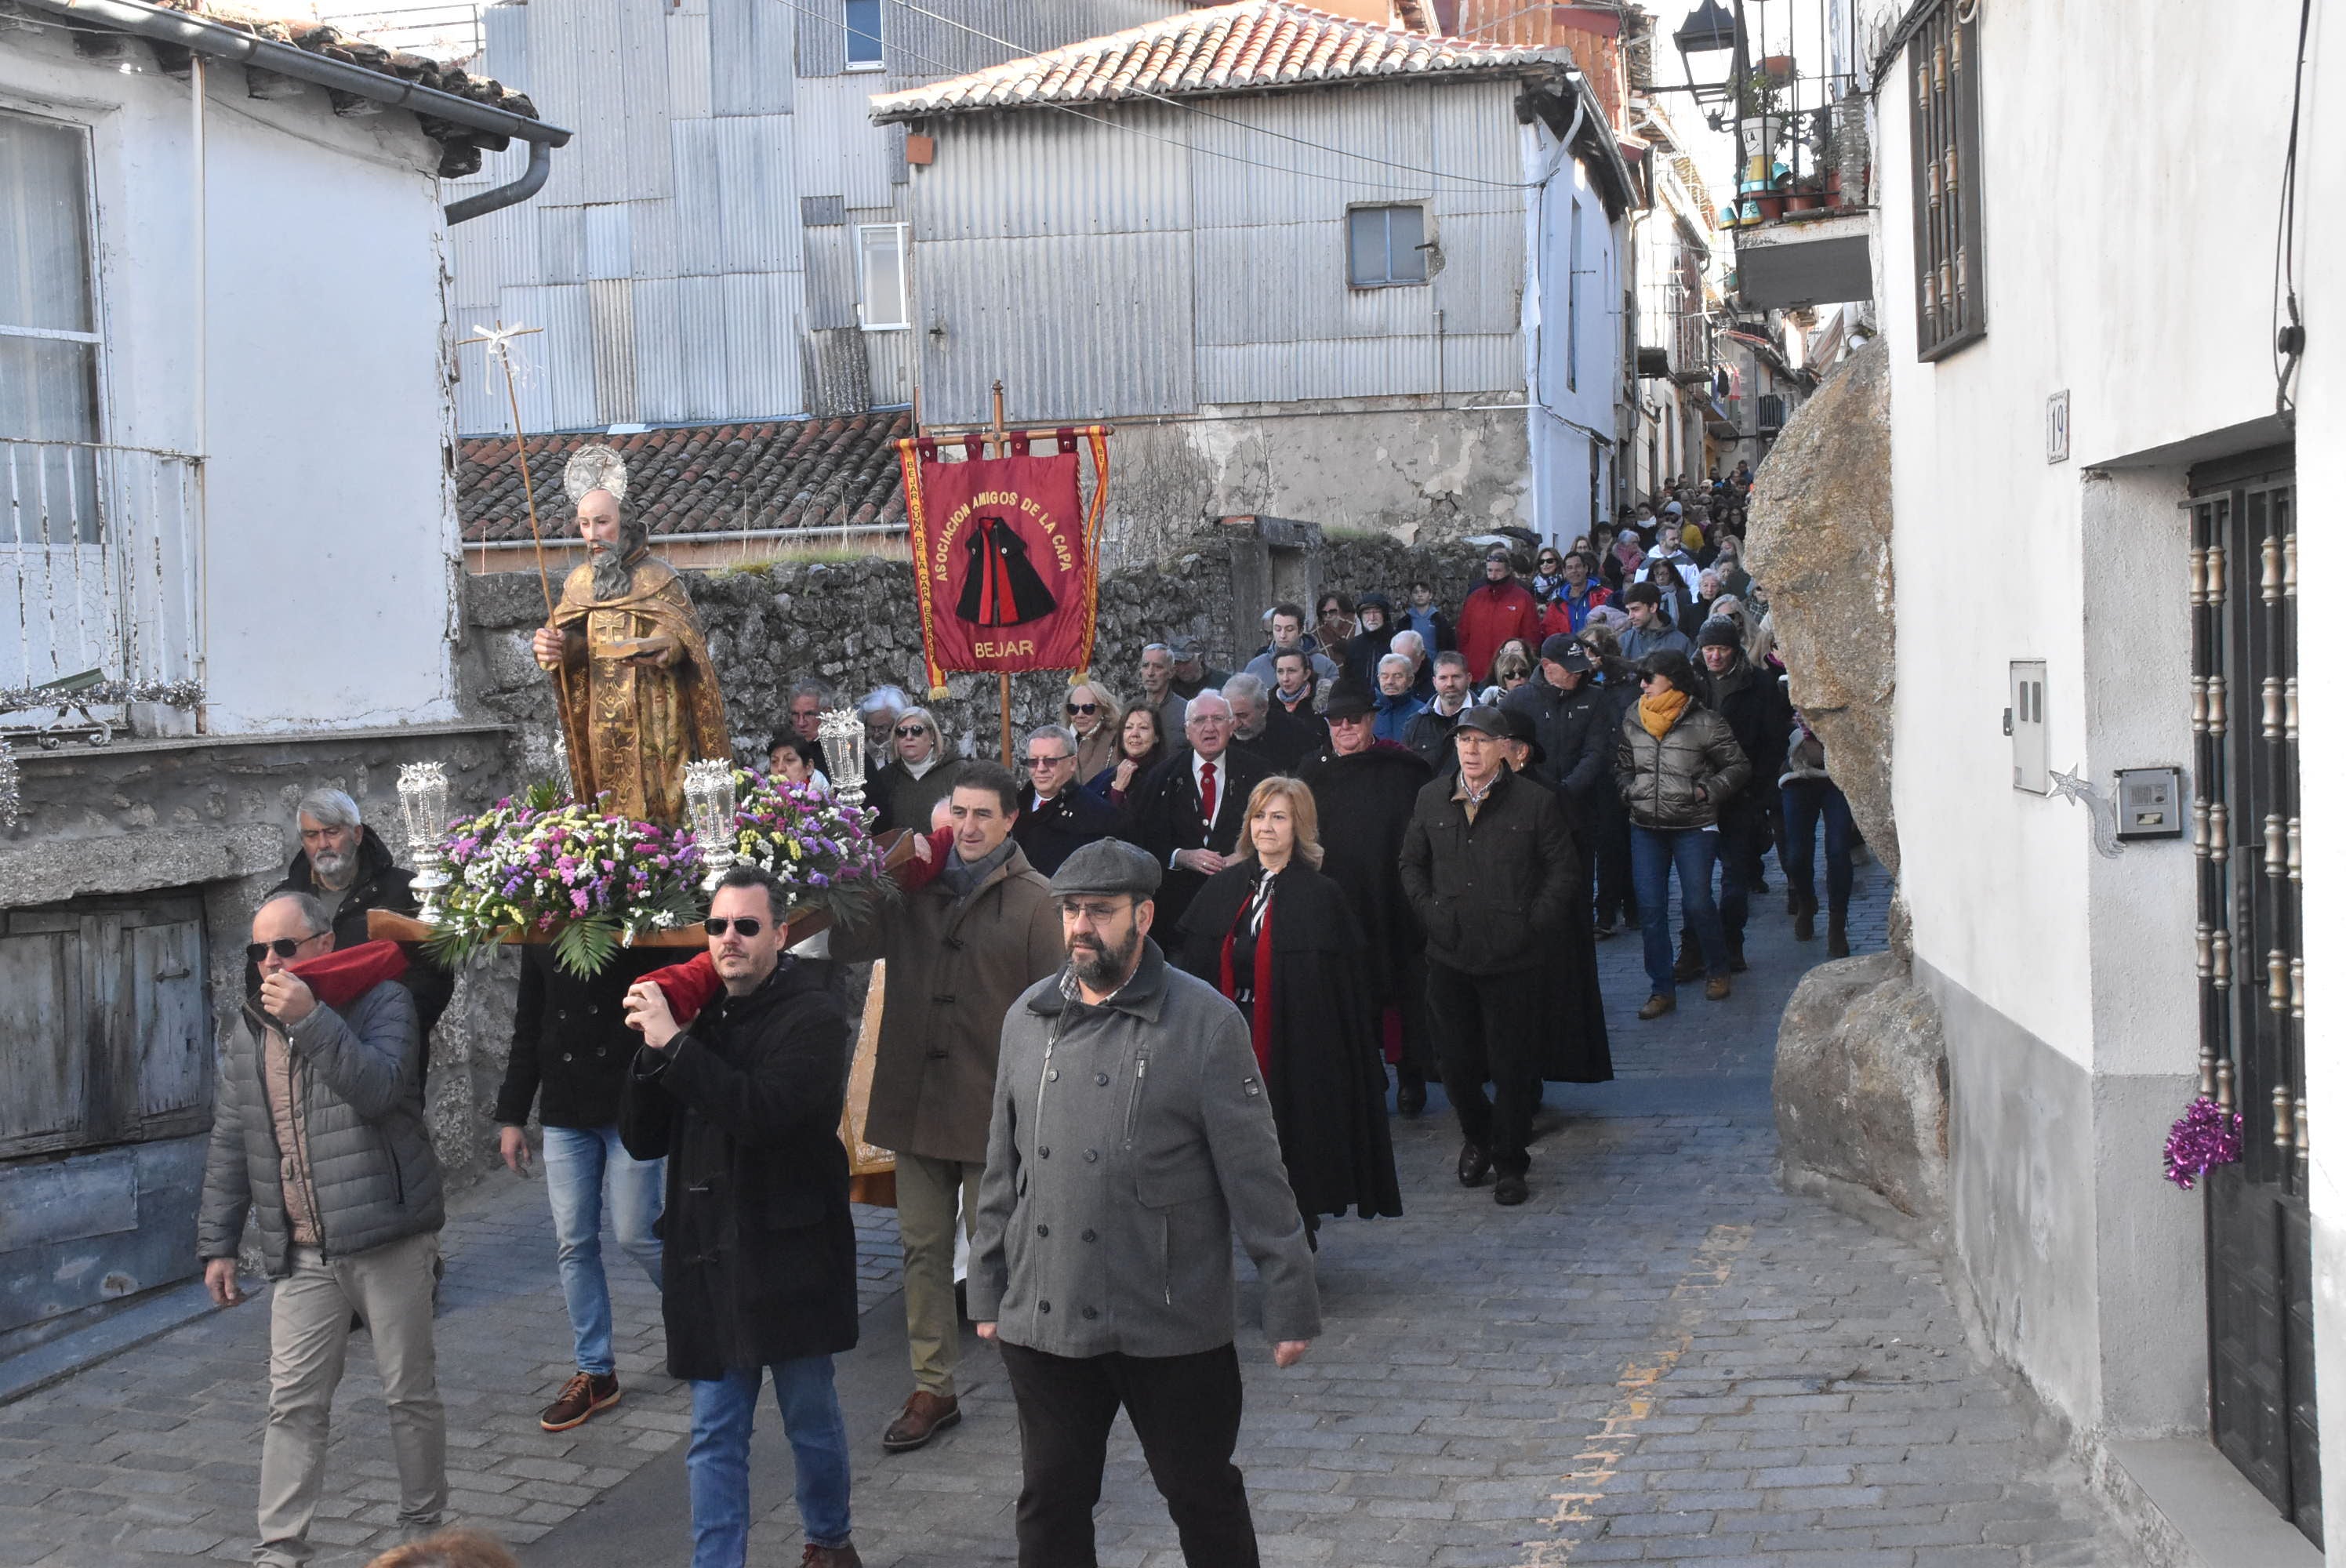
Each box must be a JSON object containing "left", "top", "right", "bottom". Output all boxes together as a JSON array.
[{"left": 897, "top": 428, "right": 1109, "bottom": 695}]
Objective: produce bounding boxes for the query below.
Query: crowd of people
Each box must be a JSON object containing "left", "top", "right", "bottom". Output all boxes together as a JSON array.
[{"left": 202, "top": 466, "right": 1868, "bottom": 1568}]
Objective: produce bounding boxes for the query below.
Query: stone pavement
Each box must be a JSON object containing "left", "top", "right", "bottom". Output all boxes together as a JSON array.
[{"left": 0, "top": 846, "right": 2126, "bottom": 1566}]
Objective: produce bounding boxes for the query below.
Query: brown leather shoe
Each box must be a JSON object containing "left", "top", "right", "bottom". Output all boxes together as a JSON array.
[
  {"left": 802, "top": 1543, "right": 863, "bottom": 1568},
  {"left": 1636, "top": 993, "right": 1676, "bottom": 1020},
  {"left": 1705, "top": 975, "right": 1733, "bottom": 1001},
  {"left": 539, "top": 1370, "right": 620, "bottom": 1432},
  {"left": 881, "top": 1390, "right": 961, "bottom": 1453}
]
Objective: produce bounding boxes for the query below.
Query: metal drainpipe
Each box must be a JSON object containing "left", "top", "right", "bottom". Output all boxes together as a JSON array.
[
  {"left": 445, "top": 140, "right": 551, "bottom": 225},
  {"left": 191, "top": 52, "right": 209, "bottom": 728}
]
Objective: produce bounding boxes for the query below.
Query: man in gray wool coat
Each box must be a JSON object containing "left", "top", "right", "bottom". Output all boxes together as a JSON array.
[{"left": 969, "top": 837, "right": 1321, "bottom": 1568}]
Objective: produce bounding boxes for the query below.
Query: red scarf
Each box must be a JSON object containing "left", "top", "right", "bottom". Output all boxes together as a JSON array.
[
  {"left": 1215, "top": 881, "right": 1277, "bottom": 1074},
  {"left": 287, "top": 939, "right": 409, "bottom": 1008}
]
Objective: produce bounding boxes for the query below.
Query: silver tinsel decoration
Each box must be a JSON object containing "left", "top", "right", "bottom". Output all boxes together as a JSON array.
[
  {"left": 0, "top": 734, "right": 16, "bottom": 830},
  {"left": 0, "top": 679, "right": 205, "bottom": 713}
]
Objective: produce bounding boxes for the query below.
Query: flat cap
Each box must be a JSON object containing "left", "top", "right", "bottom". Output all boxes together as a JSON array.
[
  {"left": 1169, "top": 634, "right": 1205, "bottom": 660},
  {"left": 1454, "top": 705, "right": 1511, "bottom": 740},
  {"left": 1049, "top": 838, "right": 1163, "bottom": 899}
]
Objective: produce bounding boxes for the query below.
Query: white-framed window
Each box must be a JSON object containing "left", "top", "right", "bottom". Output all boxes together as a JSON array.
[
  {"left": 844, "top": 0, "right": 883, "bottom": 71},
  {"left": 1346, "top": 204, "right": 1428, "bottom": 289},
  {"left": 855, "top": 223, "right": 910, "bottom": 331},
  {"left": 0, "top": 108, "right": 104, "bottom": 543}
]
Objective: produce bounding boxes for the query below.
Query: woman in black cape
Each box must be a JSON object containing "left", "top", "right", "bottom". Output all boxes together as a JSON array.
[{"left": 1175, "top": 776, "right": 1404, "bottom": 1236}]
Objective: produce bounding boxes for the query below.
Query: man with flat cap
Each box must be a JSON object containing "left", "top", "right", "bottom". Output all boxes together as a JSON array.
[
  {"left": 1399, "top": 706, "right": 1578, "bottom": 1207},
  {"left": 969, "top": 838, "right": 1320, "bottom": 1568}
]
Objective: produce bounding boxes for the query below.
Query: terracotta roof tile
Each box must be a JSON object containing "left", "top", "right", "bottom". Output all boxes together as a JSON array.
[
  {"left": 458, "top": 414, "right": 912, "bottom": 544},
  {"left": 870, "top": 0, "right": 1565, "bottom": 124}
]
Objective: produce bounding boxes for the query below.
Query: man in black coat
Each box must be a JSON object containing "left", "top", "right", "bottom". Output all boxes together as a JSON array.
[
  {"left": 1494, "top": 706, "right": 1612, "bottom": 1087},
  {"left": 1298, "top": 681, "right": 1436, "bottom": 1114},
  {"left": 268, "top": 788, "right": 453, "bottom": 1040},
  {"left": 619, "top": 866, "right": 862, "bottom": 1568},
  {"left": 1128, "top": 692, "right": 1272, "bottom": 930},
  {"left": 1689, "top": 619, "right": 1794, "bottom": 973},
  {"left": 1011, "top": 723, "right": 1123, "bottom": 876},
  {"left": 494, "top": 945, "right": 673, "bottom": 1433},
  {"left": 1224, "top": 672, "right": 1317, "bottom": 772},
  {"left": 1397, "top": 708, "right": 1578, "bottom": 1207}
]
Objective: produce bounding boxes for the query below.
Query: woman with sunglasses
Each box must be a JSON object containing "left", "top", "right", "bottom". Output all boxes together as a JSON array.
[
  {"left": 871, "top": 706, "right": 968, "bottom": 834},
  {"left": 1529, "top": 550, "right": 1567, "bottom": 604},
  {"left": 1061, "top": 683, "right": 1121, "bottom": 783},
  {"left": 1087, "top": 704, "right": 1166, "bottom": 807}
]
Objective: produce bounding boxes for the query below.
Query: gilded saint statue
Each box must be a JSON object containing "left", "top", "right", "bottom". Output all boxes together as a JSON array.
[{"left": 529, "top": 446, "right": 730, "bottom": 825}]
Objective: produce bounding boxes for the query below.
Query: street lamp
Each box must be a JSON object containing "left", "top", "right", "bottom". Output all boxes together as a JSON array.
[{"left": 1673, "top": 0, "right": 1741, "bottom": 104}]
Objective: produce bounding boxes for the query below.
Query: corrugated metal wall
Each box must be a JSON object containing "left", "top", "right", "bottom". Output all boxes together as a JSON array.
[
  {"left": 906, "top": 80, "right": 1534, "bottom": 425},
  {"left": 448, "top": 0, "right": 1157, "bottom": 434}
]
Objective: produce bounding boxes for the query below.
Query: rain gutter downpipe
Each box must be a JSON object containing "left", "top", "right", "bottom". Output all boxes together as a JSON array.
[{"left": 13, "top": 0, "right": 569, "bottom": 223}]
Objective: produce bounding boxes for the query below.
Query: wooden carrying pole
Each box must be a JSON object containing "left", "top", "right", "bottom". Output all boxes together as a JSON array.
[{"left": 990, "top": 379, "right": 1013, "bottom": 768}]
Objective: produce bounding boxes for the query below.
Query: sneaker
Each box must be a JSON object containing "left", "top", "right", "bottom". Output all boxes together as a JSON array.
[
  {"left": 1637, "top": 994, "right": 1676, "bottom": 1021},
  {"left": 540, "top": 1371, "right": 621, "bottom": 1432},
  {"left": 1705, "top": 975, "right": 1733, "bottom": 1001}
]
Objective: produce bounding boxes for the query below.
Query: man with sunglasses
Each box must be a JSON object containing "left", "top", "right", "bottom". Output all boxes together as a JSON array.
[
  {"left": 619, "top": 866, "right": 865, "bottom": 1568},
  {"left": 1011, "top": 724, "right": 1121, "bottom": 877},
  {"left": 970, "top": 839, "right": 1319, "bottom": 1568},
  {"left": 829, "top": 762, "right": 1065, "bottom": 1455},
  {"left": 200, "top": 891, "right": 448, "bottom": 1568}
]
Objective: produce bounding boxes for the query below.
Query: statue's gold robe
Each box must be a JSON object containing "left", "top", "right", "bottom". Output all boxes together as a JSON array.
[{"left": 548, "top": 554, "right": 730, "bottom": 825}]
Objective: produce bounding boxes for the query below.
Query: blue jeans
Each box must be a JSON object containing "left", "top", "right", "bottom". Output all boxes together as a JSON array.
[
  {"left": 688, "top": 1359, "right": 853, "bottom": 1565},
  {"left": 1631, "top": 824, "right": 1727, "bottom": 996},
  {"left": 1781, "top": 779, "right": 1856, "bottom": 919},
  {"left": 541, "top": 1123, "right": 664, "bottom": 1377}
]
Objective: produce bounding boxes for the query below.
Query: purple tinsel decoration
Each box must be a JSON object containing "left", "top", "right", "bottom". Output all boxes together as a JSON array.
[{"left": 2163, "top": 1095, "right": 2243, "bottom": 1190}]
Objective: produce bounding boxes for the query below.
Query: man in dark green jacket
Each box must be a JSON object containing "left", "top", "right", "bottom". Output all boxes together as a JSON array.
[{"left": 1397, "top": 706, "right": 1578, "bottom": 1207}]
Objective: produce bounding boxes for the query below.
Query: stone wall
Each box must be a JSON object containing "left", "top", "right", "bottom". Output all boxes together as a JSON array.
[{"left": 461, "top": 522, "right": 1485, "bottom": 780}]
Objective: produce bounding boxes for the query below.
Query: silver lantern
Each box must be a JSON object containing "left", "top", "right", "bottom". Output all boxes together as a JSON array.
[
  {"left": 683, "top": 759, "right": 740, "bottom": 891},
  {"left": 818, "top": 706, "right": 868, "bottom": 815},
  {"left": 395, "top": 761, "right": 453, "bottom": 925}
]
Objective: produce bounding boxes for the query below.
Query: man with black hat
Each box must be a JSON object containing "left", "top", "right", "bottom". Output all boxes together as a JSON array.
[
  {"left": 1682, "top": 619, "right": 1791, "bottom": 976},
  {"left": 1343, "top": 591, "right": 1400, "bottom": 685},
  {"left": 1302, "top": 679, "right": 1437, "bottom": 1113},
  {"left": 1502, "top": 637, "right": 1613, "bottom": 808},
  {"left": 970, "top": 839, "right": 1320, "bottom": 1568},
  {"left": 1397, "top": 707, "right": 1578, "bottom": 1206}
]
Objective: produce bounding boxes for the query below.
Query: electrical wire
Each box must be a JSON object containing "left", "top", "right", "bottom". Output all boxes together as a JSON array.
[
  {"left": 2270, "top": 0, "right": 2312, "bottom": 419},
  {"left": 866, "top": 0, "right": 1548, "bottom": 191}
]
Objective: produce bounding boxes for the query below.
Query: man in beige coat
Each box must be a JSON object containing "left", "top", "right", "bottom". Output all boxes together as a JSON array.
[{"left": 829, "top": 760, "right": 1064, "bottom": 1453}]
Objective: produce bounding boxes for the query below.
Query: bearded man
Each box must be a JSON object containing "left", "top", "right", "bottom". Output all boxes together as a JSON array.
[{"left": 529, "top": 446, "right": 730, "bottom": 826}]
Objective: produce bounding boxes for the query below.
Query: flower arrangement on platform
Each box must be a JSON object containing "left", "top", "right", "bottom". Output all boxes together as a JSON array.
[
  {"left": 425, "top": 783, "right": 705, "bottom": 977},
  {"left": 725, "top": 768, "right": 892, "bottom": 928},
  {"left": 2163, "top": 1095, "right": 2244, "bottom": 1191}
]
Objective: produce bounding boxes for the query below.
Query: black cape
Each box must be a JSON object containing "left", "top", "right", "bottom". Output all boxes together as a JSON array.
[
  {"left": 1298, "top": 742, "right": 1430, "bottom": 1007},
  {"left": 1176, "top": 864, "right": 1404, "bottom": 1221},
  {"left": 957, "top": 515, "right": 1057, "bottom": 626},
  {"left": 1510, "top": 768, "right": 1614, "bottom": 1083}
]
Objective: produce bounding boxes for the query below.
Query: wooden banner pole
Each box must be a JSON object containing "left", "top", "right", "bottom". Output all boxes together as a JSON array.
[{"left": 989, "top": 379, "right": 1014, "bottom": 766}]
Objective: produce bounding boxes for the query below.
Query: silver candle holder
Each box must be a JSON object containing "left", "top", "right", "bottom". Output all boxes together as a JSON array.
[
  {"left": 683, "top": 759, "right": 741, "bottom": 891},
  {"left": 818, "top": 706, "right": 869, "bottom": 815},
  {"left": 395, "top": 760, "right": 453, "bottom": 925}
]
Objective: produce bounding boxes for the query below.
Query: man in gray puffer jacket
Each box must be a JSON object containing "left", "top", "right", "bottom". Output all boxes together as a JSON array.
[{"left": 199, "top": 891, "right": 447, "bottom": 1567}]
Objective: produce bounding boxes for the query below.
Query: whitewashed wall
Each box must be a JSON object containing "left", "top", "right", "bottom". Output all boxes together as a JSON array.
[
  {"left": 0, "top": 30, "right": 459, "bottom": 732},
  {"left": 1522, "top": 116, "right": 1627, "bottom": 546}
]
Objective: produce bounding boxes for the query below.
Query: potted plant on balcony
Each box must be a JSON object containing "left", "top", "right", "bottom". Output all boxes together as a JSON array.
[{"left": 1785, "top": 171, "right": 1827, "bottom": 213}]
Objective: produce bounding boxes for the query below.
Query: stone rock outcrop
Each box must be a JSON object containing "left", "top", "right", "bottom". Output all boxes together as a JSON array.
[
  {"left": 1745, "top": 338, "right": 1898, "bottom": 882},
  {"left": 1774, "top": 951, "right": 1949, "bottom": 1229}
]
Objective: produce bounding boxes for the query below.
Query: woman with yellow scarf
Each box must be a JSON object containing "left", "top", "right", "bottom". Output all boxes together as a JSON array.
[{"left": 1613, "top": 650, "right": 1752, "bottom": 1019}]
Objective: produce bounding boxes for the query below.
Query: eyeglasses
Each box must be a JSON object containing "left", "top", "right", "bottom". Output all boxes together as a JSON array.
[
  {"left": 1023, "top": 753, "right": 1073, "bottom": 768},
  {"left": 894, "top": 724, "right": 928, "bottom": 738},
  {"left": 704, "top": 916, "right": 765, "bottom": 937},
  {"left": 1065, "top": 702, "right": 1099, "bottom": 715},
  {"left": 245, "top": 938, "right": 314, "bottom": 963}
]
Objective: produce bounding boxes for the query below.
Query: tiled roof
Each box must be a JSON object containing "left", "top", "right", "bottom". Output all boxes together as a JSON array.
[
  {"left": 458, "top": 415, "right": 913, "bottom": 544},
  {"left": 870, "top": 0, "right": 1565, "bottom": 124},
  {"left": 140, "top": 2, "right": 539, "bottom": 176}
]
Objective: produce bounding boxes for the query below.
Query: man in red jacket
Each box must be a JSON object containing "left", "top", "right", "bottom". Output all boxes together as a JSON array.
[{"left": 1455, "top": 545, "right": 1542, "bottom": 684}]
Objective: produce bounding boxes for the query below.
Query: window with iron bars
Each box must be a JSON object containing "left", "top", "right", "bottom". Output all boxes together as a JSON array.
[{"left": 1909, "top": 0, "right": 1985, "bottom": 361}]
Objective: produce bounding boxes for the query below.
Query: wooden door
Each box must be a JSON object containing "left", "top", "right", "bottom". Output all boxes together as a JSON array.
[{"left": 2192, "top": 448, "right": 2316, "bottom": 1545}]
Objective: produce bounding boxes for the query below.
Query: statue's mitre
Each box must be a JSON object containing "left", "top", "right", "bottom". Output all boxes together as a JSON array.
[{"left": 564, "top": 444, "right": 630, "bottom": 506}]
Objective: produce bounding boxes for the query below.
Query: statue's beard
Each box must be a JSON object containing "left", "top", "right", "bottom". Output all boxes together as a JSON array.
[{"left": 590, "top": 548, "right": 634, "bottom": 601}]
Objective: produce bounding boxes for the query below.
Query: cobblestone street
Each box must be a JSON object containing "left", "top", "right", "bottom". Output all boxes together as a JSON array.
[{"left": 0, "top": 855, "right": 2125, "bottom": 1567}]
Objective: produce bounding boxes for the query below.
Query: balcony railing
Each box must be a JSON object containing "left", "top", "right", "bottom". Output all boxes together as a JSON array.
[{"left": 2, "top": 439, "right": 202, "bottom": 730}]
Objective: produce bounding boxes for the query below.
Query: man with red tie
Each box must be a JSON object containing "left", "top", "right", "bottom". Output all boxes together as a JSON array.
[{"left": 1128, "top": 691, "right": 1272, "bottom": 929}]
